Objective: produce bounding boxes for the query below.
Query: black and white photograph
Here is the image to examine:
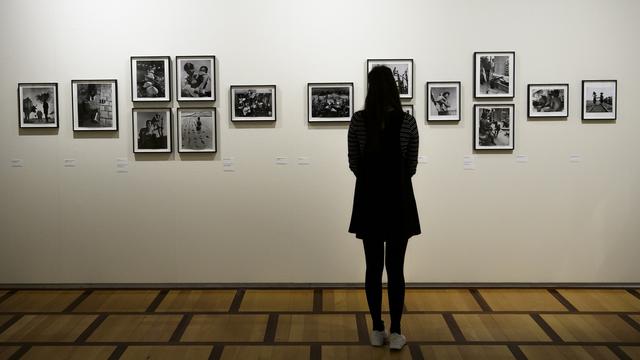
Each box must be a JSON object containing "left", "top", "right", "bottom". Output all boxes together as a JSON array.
[
  {"left": 18, "top": 83, "right": 59, "bottom": 128},
  {"left": 177, "top": 108, "right": 216, "bottom": 153},
  {"left": 427, "top": 81, "right": 461, "bottom": 121},
  {"left": 71, "top": 80, "right": 118, "bottom": 131},
  {"left": 582, "top": 80, "right": 617, "bottom": 120},
  {"left": 528, "top": 84, "right": 568, "bottom": 118},
  {"left": 474, "top": 104, "right": 515, "bottom": 150},
  {"left": 367, "top": 59, "right": 414, "bottom": 99},
  {"left": 402, "top": 104, "right": 414, "bottom": 117},
  {"left": 130, "top": 56, "right": 171, "bottom": 102},
  {"left": 474, "top": 52, "right": 515, "bottom": 98},
  {"left": 176, "top": 56, "right": 215, "bottom": 102},
  {"left": 132, "top": 108, "right": 172, "bottom": 153},
  {"left": 307, "top": 82, "right": 353, "bottom": 122},
  {"left": 230, "top": 85, "right": 276, "bottom": 121}
]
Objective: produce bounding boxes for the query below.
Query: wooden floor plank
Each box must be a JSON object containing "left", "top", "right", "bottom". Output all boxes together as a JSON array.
[
  {"left": 520, "top": 345, "right": 618, "bottom": 360},
  {"left": 630, "top": 315, "right": 640, "bottom": 325},
  {"left": 156, "top": 290, "right": 236, "bottom": 312},
  {"left": 0, "top": 314, "right": 97, "bottom": 342},
  {"left": 405, "top": 290, "right": 481, "bottom": 312},
  {"left": 542, "top": 314, "right": 640, "bottom": 342},
  {"left": 21, "top": 346, "right": 116, "bottom": 360},
  {"left": 0, "top": 291, "right": 7, "bottom": 299},
  {"left": 181, "top": 314, "right": 268, "bottom": 342},
  {"left": 275, "top": 314, "right": 358, "bottom": 342},
  {"left": 365, "top": 314, "right": 454, "bottom": 341},
  {"left": 322, "top": 345, "right": 411, "bottom": 359},
  {"left": 557, "top": 289, "right": 640, "bottom": 312},
  {"left": 420, "top": 345, "right": 514, "bottom": 359},
  {"left": 479, "top": 289, "right": 568, "bottom": 312},
  {"left": 0, "top": 316, "right": 13, "bottom": 328},
  {"left": 88, "top": 314, "right": 182, "bottom": 342},
  {"left": 119, "top": 345, "right": 213, "bottom": 360},
  {"left": 240, "top": 290, "right": 314, "bottom": 312},
  {"left": 322, "top": 289, "right": 389, "bottom": 312},
  {"left": 0, "top": 346, "right": 20, "bottom": 360},
  {"left": 0, "top": 291, "right": 83, "bottom": 313},
  {"left": 620, "top": 346, "right": 640, "bottom": 359},
  {"left": 221, "top": 345, "right": 310, "bottom": 360},
  {"left": 454, "top": 314, "right": 551, "bottom": 342},
  {"left": 73, "top": 290, "right": 159, "bottom": 312}
]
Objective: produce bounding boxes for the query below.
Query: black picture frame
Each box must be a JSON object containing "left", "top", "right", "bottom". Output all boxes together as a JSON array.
[
  {"left": 474, "top": 51, "right": 515, "bottom": 99},
  {"left": 473, "top": 104, "right": 515, "bottom": 150},
  {"left": 17, "top": 82, "right": 59, "bottom": 129},
  {"left": 426, "top": 81, "right": 461, "bottom": 121},
  {"left": 582, "top": 80, "right": 617, "bottom": 120},
  {"left": 130, "top": 56, "right": 171, "bottom": 102},
  {"left": 71, "top": 79, "right": 119, "bottom": 131},
  {"left": 177, "top": 107, "right": 217, "bottom": 153},
  {"left": 527, "top": 83, "right": 569, "bottom": 119},
  {"left": 229, "top": 85, "right": 277, "bottom": 122},
  {"left": 132, "top": 108, "right": 173, "bottom": 153},
  {"left": 402, "top": 104, "right": 414, "bottom": 117},
  {"left": 176, "top": 55, "right": 216, "bottom": 102},
  {"left": 307, "top": 82, "right": 354, "bottom": 123},
  {"left": 367, "top": 58, "right": 414, "bottom": 99}
]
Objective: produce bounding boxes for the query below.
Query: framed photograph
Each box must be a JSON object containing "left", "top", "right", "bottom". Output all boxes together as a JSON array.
[
  {"left": 367, "top": 59, "right": 414, "bottom": 99},
  {"left": 176, "top": 55, "right": 215, "bottom": 102},
  {"left": 18, "top": 83, "right": 59, "bottom": 128},
  {"left": 474, "top": 104, "right": 515, "bottom": 150},
  {"left": 307, "top": 82, "right": 353, "bottom": 122},
  {"left": 132, "top": 108, "right": 172, "bottom": 153},
  {"left": 230, "top": 85, "right": 276, "bottom": 121},
  {"left": 474, "top": 52, "right": 515, "bottom": 98},
  {"left": 427, "top": 81, "right": 461, "bottom": 121},
  {"left": 71, "top": 79, "right": 118, "bottom": 131},
  {"left": 528, "top": 84, "right": 569, "bottom": 118},
  {"left": 582, "top": 80, "right": 617, "bottom": 120},
  {"left": 177, "top": 108, "right": 217, "bottom": 153},
  {"left": 402, "top": 104, "right": 414, "bottom": 116},
  {"left": 130, "top": 56, "right": 171, "bottom": 102}
]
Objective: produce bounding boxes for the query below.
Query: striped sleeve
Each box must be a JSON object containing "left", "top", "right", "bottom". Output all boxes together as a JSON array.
[
  {"left": 347, "top": 111, "right": 365, "bottom": 175},
  {"left": 401, "top": 113, "right": 419, "bottom": 176}
]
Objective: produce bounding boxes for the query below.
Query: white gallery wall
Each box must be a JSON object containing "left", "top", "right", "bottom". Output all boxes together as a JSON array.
[{"left": 1, "top": 0, "right": 639, "bottom": 284}]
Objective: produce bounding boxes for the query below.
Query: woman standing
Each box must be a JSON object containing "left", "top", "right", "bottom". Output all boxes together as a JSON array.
[{"left": 348, "top": 65, "right": 420, "bottom": 350}]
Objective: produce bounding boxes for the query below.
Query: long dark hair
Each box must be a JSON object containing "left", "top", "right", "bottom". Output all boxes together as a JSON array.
[{"left": 364, "top": 65, "right": 402, "bottom": 150}]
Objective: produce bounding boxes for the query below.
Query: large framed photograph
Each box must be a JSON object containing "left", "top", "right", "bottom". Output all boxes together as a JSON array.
[
  {"left": 176, "top": 55, "right": 215, "bottom": 102},
  {"left": 402, "top": 104, "right": 414, "bottom": 117},
  {"left": 132, "top": 108, "right": 172, "bottom": 153},
  {"left": 474, "top": 104, "right": 515, "bottom": 150},
  {"left": 18, "top": 83, "right": 59, "bottom": 128},
  {"left": 427, "top": 81, "right": 461, "bottom": 121},
  {"left": 130, "top": 56, "right": 171, "bottom": 102},
  {"left": 367, "top": 59, "right": 413, "bottom": 99},
  {"left": 528, "top": 84, "right": 568, "bottom": 118},
  {"left": 71, "top": 79, "right": 118, "bottom": 131},
  {"left": 582, "top": 80, "right": 617, "bottom": 120},
  {"left": 307, "top": 82, "right": 353, "bottom": 122},
  {"left": 230, "top": 85, "right": 276, "bottom": 122},
  {"left": 474, "top": 52, "right": 515, "bottom": 99},
  {"left": 177, "top": 108, "right": 217, "bottom": 153}
]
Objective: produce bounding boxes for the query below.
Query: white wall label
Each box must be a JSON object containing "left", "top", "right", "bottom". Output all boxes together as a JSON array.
[
  {"left": 275, "top": 156, "right": 289, "bottom": 165},
  {"left": 63, "top": 159, "right": 77, "bottom": 168},
  {"left": 418, "top": 155, "right": 429, "bottom": 164},
  {"left": 463, "top": 155, "right": 476, "bottom": 170},
  {"left": 516, "top": 155, "right": 529, "bottom": 163},
  {"left": 10, "top": 159, "right": 24, "bottom": 168},
  {"left": 297, "top": 156, "right": 310, "bottom": 165},
  {"left": 223, "top": 157, "right": 235, "bottom": 172},
  {"left": 116, "top": 158, "right": 129, "bottom": 173},
  {"left": 569, "top": 154, "right": 582, "bottom": 163}
]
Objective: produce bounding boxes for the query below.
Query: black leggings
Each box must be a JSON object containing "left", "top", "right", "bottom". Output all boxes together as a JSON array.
[{"left": 362, "top": 238, "right": 409, "bottom": 334}]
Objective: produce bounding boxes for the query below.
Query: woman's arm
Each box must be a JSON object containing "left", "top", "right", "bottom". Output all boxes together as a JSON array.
[
  {"left": 347, "top": 112, "right": 362, "bottom": 176},
  {"left": 405, "top": 115, "right": 419, "bottom": 176}
]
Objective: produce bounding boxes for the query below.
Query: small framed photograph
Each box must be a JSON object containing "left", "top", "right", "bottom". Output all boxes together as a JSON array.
[
  {"left": 474, "top": 104, "right": 515, "bottom": 150},
  {"left": 176, "top": 55, "right": 215, "bottom": 102},
  {"left": 131, "top": 56, "right": 171, "bottom": 102},
  {"left": 474, "top": 52, "right": 515, "bottom": 98},
  {"left": 132, "top": 108, "right": 172, "bottom": 153},
  {"left": 402, "top": 104, "right": 414, "bottom": 116},
  {"left": 230, "top": 85, "right": 276, "bottom": 121},
  {"left": 528, "top": 84, "right": 569, "bottom": 118},
  {"left": 71, "top": 79, "right": 118, "bottom": 131},
  {"left": 307, "top": 82, "right": 354, "bottom": 122},
  {"left": 427, "top": 81, "right": 461, "bottom": 121},
  {"left": 367, "top": 59, "right": 414, "bottom": 99},
  {"left": 18, "top": 83, "right": 59, "bottom": 128},
  {"left": 177, "top": 108, "right": 217, "bottom": 153},
  {"left": 582, "top": 80, "right": 617, "bottom": 120}
]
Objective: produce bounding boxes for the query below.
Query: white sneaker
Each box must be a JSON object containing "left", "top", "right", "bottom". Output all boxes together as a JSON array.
[
  {"left": 388, "top": 332, "right": 406, "bottom": 350},
  {"left": 369, "top": 330, "right": 388, "bottom": 346}
]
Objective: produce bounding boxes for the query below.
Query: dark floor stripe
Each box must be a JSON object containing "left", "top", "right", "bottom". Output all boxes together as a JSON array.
[
  {"left": 508, "top": 344, "right": 528, "bottom": 360},
  {"left": 470, "top": 288, "right": 492, "bottom": 312},
  {"left": 169, "top": 313, "right": 193, "bottom": 342},
  {"left": 75, "top": 313, "right": 107, "bottom": 343},
  {"left": 8, "top": 345, "right": 30, "bottom": 360},
  {"left": 548, "top": 288, "right": 579, "bottom": 312},
  {"left": 209, "top": 345, "right": 223, "bottom": 360},
  {"left": 611, "top": 345, "right": 633, "bottom": 360},
  {"left": 356, "top": 312, "right": 369, "bottom": 345},
  {"left": 0, "top": 290, "right": 16, "bottom": 305},
  {"left": 0, "top": 314, "right": 22, "bottom": 336},
  {"left": 263, "top": 313, "right": 278, "bottom": 344},
  {"left": 146, "top": 289, "right": 169, "bottom": 312},
  {"left": 313, "top": 288, "right": 322, "bottom": 313},
  {"left": 63, "top": 289, "right": 93, "bottom": 313},
  {"left": 228, "top": 288, "right": 245, "bottom": 313},
  {"left": 107, "top": 344, "right": 127, "bottom": 360},
  {"left": 627, "top": 289, "right": 640, "bottom": 301},
  {"left": 442, "top": 313, "right": 466, "bottom": 342},
  {"left": 530, "top": 313, "right": 563, "bottom": 342},
  {"left": 619, "top": 314, "right": 640, "bottom": 332},
  {"left": 310, "top": 344, "right": 321, "bottom": 360},
  {"left": 409, "top": 343, "right": 424, "bottom": 360}
]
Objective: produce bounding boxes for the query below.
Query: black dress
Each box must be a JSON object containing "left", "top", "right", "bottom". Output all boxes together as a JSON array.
[{"left": 348, "top": 110, "right": 421, "bottom": 241}]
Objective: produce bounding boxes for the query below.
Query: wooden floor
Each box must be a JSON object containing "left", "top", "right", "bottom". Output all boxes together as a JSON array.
[{"left": 0, "top": 288, "right": 639, "bottom": 359}]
